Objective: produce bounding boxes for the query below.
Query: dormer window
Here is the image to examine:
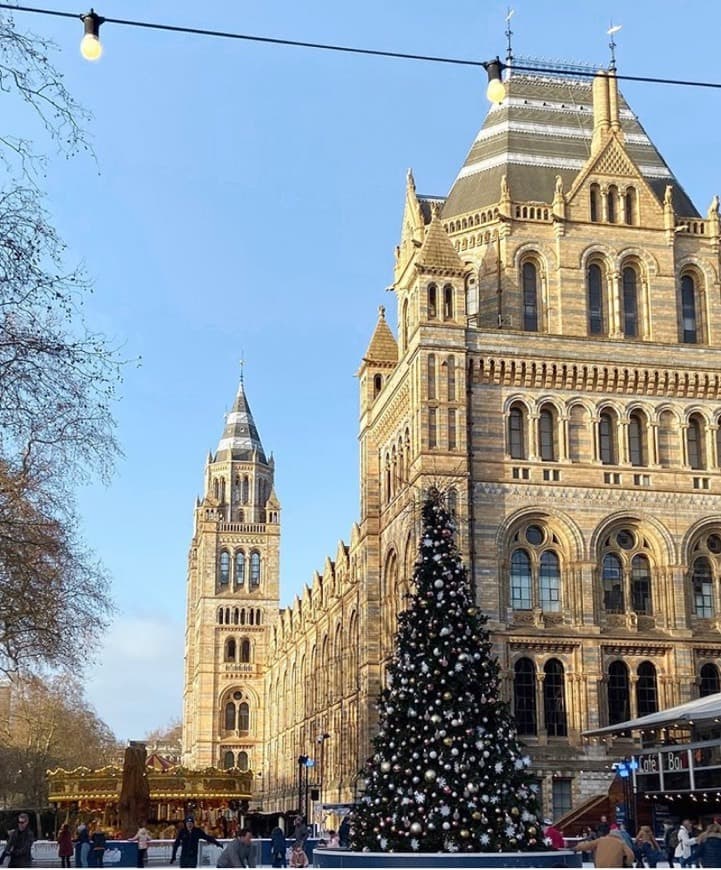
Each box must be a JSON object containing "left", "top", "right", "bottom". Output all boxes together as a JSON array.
[{"left": 428, "top": 284, "right": 438, "bottom": 319}]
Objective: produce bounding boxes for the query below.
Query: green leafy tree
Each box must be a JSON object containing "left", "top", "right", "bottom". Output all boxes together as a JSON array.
[{"left": 351, "top": 491, "right": 544, "bottom": 853}]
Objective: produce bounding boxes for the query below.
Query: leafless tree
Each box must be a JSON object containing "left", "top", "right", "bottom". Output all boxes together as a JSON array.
[{"left": 0, "top": 12, "right": 125, "bottom": 674}]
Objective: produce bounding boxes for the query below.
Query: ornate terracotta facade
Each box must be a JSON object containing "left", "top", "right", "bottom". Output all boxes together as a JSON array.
[{"left": 183, "top": 69, "right": 721, "bottom": 819}]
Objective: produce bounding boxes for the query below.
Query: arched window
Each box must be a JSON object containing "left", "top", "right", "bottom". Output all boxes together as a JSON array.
[
  {"left": 603, "top": 553, "right": 624, "bottom": 612},
  {"left": 522, "top": 261, "right": 539, "bottom": 332},
  {"left": 538, "top": 406, "right": 557, "bottom": 462},
  {"left": 508, "top": 404, "right": 527, "bottom": 460},
  {"left": 234, "top": 551, "right": 245, "bottom": 586},
  {"left": 219, "top": 551, "right": 230, "bottom": 585},
  {"left": 539, "top": 551, "right": 561, "bottom": 612},
  {"left": 681, "top": 274, "right": 698, "bottom": 343},
  {"left": 447, "top": 488, "right": 457, "bottom": 519},
  {"left": 239, "top": 639, "right": 251, "bottom": 663},
  {"left": 543, "top": 659, "right": 567, "bottom": 737},
  {"left": 402, "top": 299, "right": 409, "bottom": 349},
  {"left": 599, "top": 411, "right": 617, "bottom": 465},
  {"left": 628, "top": 412, "right": 647, "bottom": 467},
  {"left": 250, "top": 552, "right": 261, "bottom": 587},
  {"left": 588, "top": 263, "right": 605, "bottom": 335},
  {"left": 631, "top": 554, "right": 652, "bottom": 614},
  {"left": 448, "top": 408, "right": 457, "bottom": 450},
  {"left": 373, "top": 374, "right": 383, "bottom": 397},
  {"left": 218, "top": 607, "right": 224, "bottom": 625},
  {"left": 624, "top": 188, "right": 637, "bottom": 225},
  {"left": 687, "top": 415, "right": 706, "bottom": 469},
  {"left": 427, "top": 354, "right": 436, "bottom": 400},
  {"left": 658, "top": 410, "right": 677, "bottom": 467},
  {"left": 636, "top": 661, "right": 658, "bottom": 716},
  {"left": 700, "top": 663, "right": 721, "bottom": 697},
  {"left": 622, "top": 266, "right": 638, "bottom": 338},
  {"left": 590, "top": 184, "right": 600, "bottom": 223},
  {"left": 242, "top": 476, "right": 249, "bottom": 504},
  {"left": 608, "top": 661, "right": 630, "bottom": 725},
  {"left": 238, "top": 751, "right": 249, "bottom": 771},
  {"left": 238, "top": 702, "right": 250, "bottom": 732},
  {"left": 428, "top": 408, "right": 437, "bottom": 449},
  {"left": 607, "top": 185, "right": 618, "bottom": 223},
  {"left": 225, "top": 638, "right": 236, "bottom": 662},
  {"left": 447, "top": 356, "right": 456, "bottom": 401},
  {"left": 428, "top": 284, "right": 438, "bottom": 319},
  {"left": 510, "top": 549, "right": 532, "bottom": 610},
  {"left": 693, "top": 556, "right": 714, "bottom": 617},
  {"left": 443, "top": 284, "right": 453, "bottom": 320},
  {"left": 224, "top": 702, "right": 236, "bottom": 731},
  {"left": 514, "top": 658, "right": 537, "bottom": 735},
  {"left": 223, "top": 751, "right": 235, "bottom": 770}
]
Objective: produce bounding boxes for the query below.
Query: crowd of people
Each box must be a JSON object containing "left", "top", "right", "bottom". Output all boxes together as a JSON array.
[{"left": 551, "top": 813, "right": 721, "bottom": 868}]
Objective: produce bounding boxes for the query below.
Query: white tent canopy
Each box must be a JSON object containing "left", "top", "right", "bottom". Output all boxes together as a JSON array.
[{"left": 583, "top": 692, "right": 721, "bottom": 737}]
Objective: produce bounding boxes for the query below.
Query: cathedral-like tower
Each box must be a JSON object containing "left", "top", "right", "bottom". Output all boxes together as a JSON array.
[{"left": 182, "top": 376, "right": 280, "bottom": 771}]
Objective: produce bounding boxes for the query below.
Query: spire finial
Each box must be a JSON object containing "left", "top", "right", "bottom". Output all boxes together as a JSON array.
[
  {"left": 378, "top": 304, "right": 386, "bottom": 320},
  {"left": 505, "top": 8, "right": 514, "bottom": 69},
  {"left": 607, "top": 22, "right": 622, "bottom": 72},
  {"left": 239, "top": 351, "right": 245, "bottom": 384}
]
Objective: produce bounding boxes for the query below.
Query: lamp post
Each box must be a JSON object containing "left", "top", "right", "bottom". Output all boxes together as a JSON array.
[
  {"left": 617, "top": 757, "right": 639, "bottom": 834},
  {"left": 297, "top": 755, "right": 307, "bottom": 818},
  {"left": 316, "top": 733, "right": 331, "bottom": 833}
]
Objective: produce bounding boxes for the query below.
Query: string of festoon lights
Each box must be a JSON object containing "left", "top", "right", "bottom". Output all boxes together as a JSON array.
[{"left": 2, "top": 3, "right": 721, "bottom": 103}]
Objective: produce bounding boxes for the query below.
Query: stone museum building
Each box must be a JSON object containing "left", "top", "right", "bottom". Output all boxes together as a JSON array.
[{"left": 182, "top": 66, "right": 721, "bottom": 821}]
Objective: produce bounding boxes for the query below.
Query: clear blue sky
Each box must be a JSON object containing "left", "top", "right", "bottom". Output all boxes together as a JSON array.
[{"left": 8, "top": 1, "right": 721, "bottom": 740}]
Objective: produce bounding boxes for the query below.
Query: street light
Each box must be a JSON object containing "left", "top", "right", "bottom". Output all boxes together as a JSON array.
[
  {"left": 80, "top": 9, "right": 104, "bottom": 60},
  {"left": 316, "top": 733, "right": 331, "bottom": 831},
  {"left": 616, "top": 757, "right": 639, "bottom": 834}
]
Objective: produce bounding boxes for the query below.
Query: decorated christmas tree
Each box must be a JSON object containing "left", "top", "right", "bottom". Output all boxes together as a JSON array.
[{"left": 351, "top": 490, "right": 544, "bottom": 853}]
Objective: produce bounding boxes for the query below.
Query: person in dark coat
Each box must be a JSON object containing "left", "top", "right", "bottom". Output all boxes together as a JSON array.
[
  {"left": 170, "top": 816, "right": 220, "bottom": 868},
  {"left": 292, "top": 816, "right": 308, "bottom": 845},
  {"left": 0, "top": 813, "right": 35, "bottom": 867},
  {"left": 697, "top": 822, "right": 721, "bottom": 868},
  {"left": 338, "top": 817, "right": 351, "bottom": 848},
  {"left": 270, "top": 826, "right": 287, "bottom": 867},
  {"left": 75, "top": 823, "right": 91, "bottom": 868}
]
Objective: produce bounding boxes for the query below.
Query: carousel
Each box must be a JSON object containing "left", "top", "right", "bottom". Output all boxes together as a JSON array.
[{"left": 47, "top": 753, "right": 255, "bottom": 838}]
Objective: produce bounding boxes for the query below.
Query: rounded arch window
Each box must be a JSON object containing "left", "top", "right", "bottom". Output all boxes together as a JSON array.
[
  {"left": 223, "top": 751, "right": 235, "bottom": 770},
  {"left": 507, "top": 402, "right": 528, "bottom": 460},
  {"left": 543, "top": 659, "right": 567, "bottom": 737},
  {"left": 598, "top": 409, "right": 618, "bottom": 465},
  {"left": 238, "top": 751, "right": 249, "bottom": 771},
  {"left": 681, "top": 273, "right": 698, "bottom": 344},
  {"left": 509, "top": 523, "right": 562, "bottom": 613},
  {"left": 538, "top": 405, "right": 557, "bottom": 462},
  {"left": 240, "top": 639, "right": 251, "bottom": 663},
  {"left": 608, "top": 660, "right": 630, "bottom": 726},
  {"left": 218, "top": 551, "right": 230, "bottom": 585},
  {"left": 622, "top": 265, "right": 639, "bottom": 338},
  {"left": 521, "top": 260, "right": 539, "bottom": 332},
  {"left": 250, "top": 551, "right": 261, "bottom": 587},
  {"left": 234, "top": 551, "right": 246, "bottom": 586},
  {"left": 587, "top": 262, "right": 606, "bottom": 335},
  {"left": 225, "top": 638, "right": 236, "bottom": 662},
  {"left": 687, "top": 414, "right": 706, "bottom": 470},
  {"left": 628, "top": 411, "right": 648, "bottom": 467},
  {"left": 636, "top": 661, "right": 658, "bottom": 716},
  {"left": 601, "top": 527, "right": 654, "bottom": 616},
  {"left": 428, "top": 284, "right": 438, "bottom": 319}
]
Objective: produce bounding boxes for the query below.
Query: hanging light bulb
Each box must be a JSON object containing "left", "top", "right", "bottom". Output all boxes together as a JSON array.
[
  {"left": 483, "top": 58, "right": 506, "bottom": 104},
  {"left": 80, "top": 9, "right": 104, "bottom": 61}
]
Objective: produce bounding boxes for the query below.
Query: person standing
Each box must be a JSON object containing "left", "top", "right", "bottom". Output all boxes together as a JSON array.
[
  {"left": 696, "top": 821, "right": 721, "bottom": 868},
  {"left": 91, "top": 827, "right": 107, "bottom": 868},
  {"left": 76, "top": 823, "right": 91, "bottom": 868},
  {"left": 0, "top": 813, "right": 35, "bottom": 867},
  {"left": 270, "top": 825, "right": 287, "bottom": 868},
  {"left": 543, "top": 818, "right": 565, "bottom": 849},
  {"left": 675, "top": 819, "right": 697, "bottom": 868},
  {"left": 596, "top": 814, "right": 610, "bottom": 837},
  {"left": 292, "top": 817, "right": 308, "bottom": 846},
  {"left": 338, "top": 817, "right": 350, "bottom": 848},
  {"left": 573, "top": 831, "right": 634, "bottom": 868},
  {"left": 170, "top": 816, "right": 221, "bottom": 868},
  {"left": 217, "top": 828, "right": 255, "bottom": 868},
  {"left": 288, "top": 842, "right": 309, "bottom": 869},
  {"left": 57, "top": 823, "right": 73, "bottom": 868},
  {"left": 129, "top": 823, "right": 152, "bottom": 868},
  {"left": 635, "top": 825, "right": 662, "bottom": 868}
]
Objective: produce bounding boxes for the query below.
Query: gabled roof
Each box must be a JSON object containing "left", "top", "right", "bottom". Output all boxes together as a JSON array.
[
  {"left": 215, "top": 378, "right": 267, "bottom": 463},
  {"left": 442, "top": 73, "right": 699, "bottom": 219},
  {"left": 415, "top": 211, "right": 466, "bottom": 275},
  {"left": 362, "top": 306, "right": 397, "bottom": 365}
]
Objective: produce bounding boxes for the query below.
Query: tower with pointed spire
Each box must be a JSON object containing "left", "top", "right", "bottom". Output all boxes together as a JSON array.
[{"left": 182, "top": 375, "right": 280, "bottom": 770}]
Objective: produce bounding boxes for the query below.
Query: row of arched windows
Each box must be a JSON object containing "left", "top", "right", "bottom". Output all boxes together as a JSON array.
[
  {"left": 222, "top": 691, "right": 251, "bottom": 732},
  {"left": 509, "top": 523, "right": 721, "bottom": 621},
  {"left": 223, "top": 637, "right": 252, "bottom": 663},
  {"left": 427, "top": 283, "right": 455, "bottom": 321},
  {"left": 218, "top": 549, "right": 262, "bottom": 588},
  {"left": 383, "top": 428, "right": 411, "bottom": 505},
  {"left": 217, "top": 606, "right": 263, "bottom": 625},
  {"left": 589, "top": 184, "right": 638, "bottom": 226},
  {"left": 514, "top": 257, "right": 703, "bottom": 343},
  {"left": 507, "top": 399, "right": 721, "bottom": 470},
  {"left": 222, "top": 750, "right": 250, "bottom": 771},
  {"left": 512, "top": 658, "right": 710, "bottom": 735},
  {"left": 427, "top": 354, "right": 457, "bottom": 401}
]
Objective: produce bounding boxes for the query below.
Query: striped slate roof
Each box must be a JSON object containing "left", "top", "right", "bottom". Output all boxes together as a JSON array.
[
  {"left": 362, "top": 305, "right": 398, "bottom": 365},
  {"left": 216, "top": 379, "right": 267, "bottom": 463},
  {"left": 442, "top": 73, "right": 699, "bottom": 219}
]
